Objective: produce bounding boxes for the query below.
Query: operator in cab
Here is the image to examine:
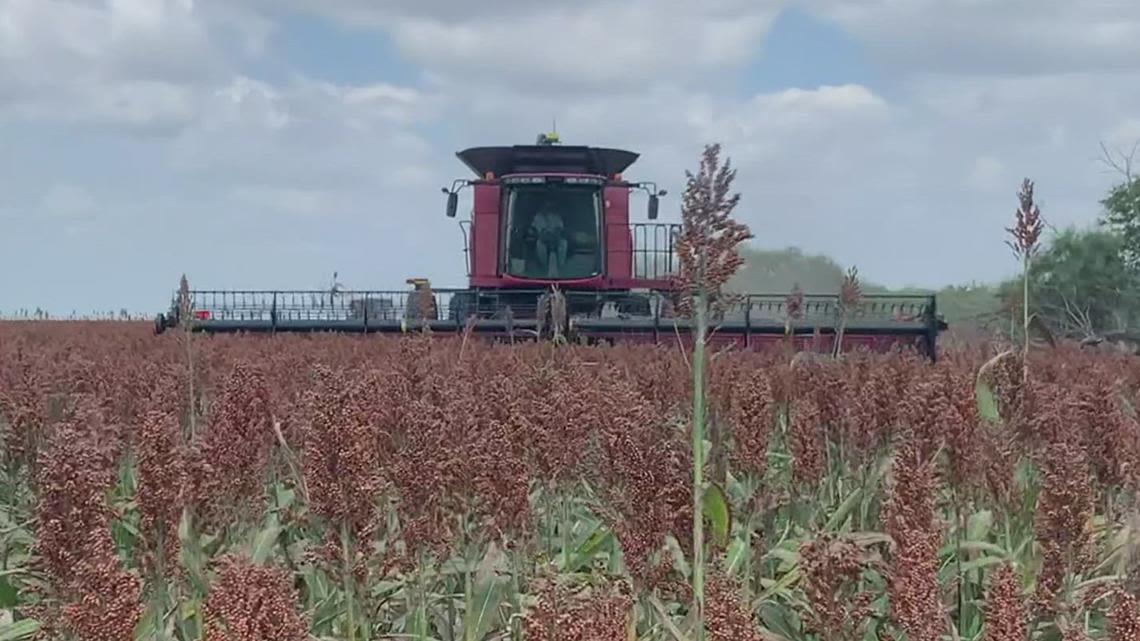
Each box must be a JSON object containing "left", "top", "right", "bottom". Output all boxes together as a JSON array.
[{"left": 531, "top": 200, "right": 569, "bottom": 278}]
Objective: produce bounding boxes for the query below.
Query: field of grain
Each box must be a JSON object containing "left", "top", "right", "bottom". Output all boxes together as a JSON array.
[{"left": 1, "top": 322, "right": 1139, "bottom": 641}]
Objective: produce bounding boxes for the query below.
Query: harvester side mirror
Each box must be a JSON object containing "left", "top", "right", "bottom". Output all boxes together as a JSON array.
[
  {"left": 636, "top": 183, "right": 666, "bottom": 220},
  {"left": 445, "top": 190, "right": 458, "bottom": 218}
]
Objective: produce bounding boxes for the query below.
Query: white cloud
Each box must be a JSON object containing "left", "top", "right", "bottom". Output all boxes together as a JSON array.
[
  {"left": 170, "top": 75, "right": 439, "bottom": 189},
  {"left": 330, "top": 82, "right": 435, "bottom": 128},
  {"left": 208, "top": 77, "right": 292, "bottom": 129},
  {"left": 230, "top": 0, "right": 750, "bottom": 27},
  {"left": 0, "top": 0, "right": 261, "bottom": 133},
  {"left": 1107, "top": 120, "right": 1140, "bottom": 152},
  {"left": 389, "top": 2, "right": 779, "bottom": 90},
  {"left": 226, "top": 0, "right": 784, "bottom": 90},
  {"left": 229, "top": 185, "right": 344, "bottom": 218},
  {"left": 237, "top": 0, "right": 1140, "bottom": 85},
  {"left": 763, "top": 84, "right": 886, "bottom": 111},
  {"left": 805, "top": 0, "right": 1140, "bottom": 76},
  {"left": 966, "top": 156, "right": 1007, "bottom": 192}
]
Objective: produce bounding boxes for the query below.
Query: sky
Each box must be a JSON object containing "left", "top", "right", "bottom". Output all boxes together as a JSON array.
[{"left": 2, "top": 0, "right": 1140, "bottom": 316}]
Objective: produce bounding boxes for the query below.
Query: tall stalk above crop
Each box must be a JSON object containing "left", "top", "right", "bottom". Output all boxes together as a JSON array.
[
  {"left": 1005, "top": 178, "right": 1044, "bottom": 375},
  {"left": 834, "top": 266, "right": 862, "bottom": 358},
  {"left": 177, "top": 274, "right": 197, "bottom": 439},
  {"left": 674, "top": 143, "right": 753, "bottom": 640}
]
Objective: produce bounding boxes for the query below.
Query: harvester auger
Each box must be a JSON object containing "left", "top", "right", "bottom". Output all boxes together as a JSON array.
[{"left": 154, "top": 133, "right": 948, "bottom": 359}]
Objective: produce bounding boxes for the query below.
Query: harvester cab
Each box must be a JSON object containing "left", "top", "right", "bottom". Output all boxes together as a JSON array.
[
  {"left": 155, "top": 134, "right": 947, "bottom": 360},
  {"left": 441, "top": 133, "right": 670, "bottom": 289}
]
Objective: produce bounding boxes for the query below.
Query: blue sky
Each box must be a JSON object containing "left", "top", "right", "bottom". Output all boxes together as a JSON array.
[
  {"left": 1, "top": 0, "right": 1139, "bottom": 316},
  {"left": 741, "top": 8, "right": 878, "bottom": 96}
]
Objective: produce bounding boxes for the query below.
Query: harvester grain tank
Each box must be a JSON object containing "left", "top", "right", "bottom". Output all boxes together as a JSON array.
[{"left": 154, "top": 134, "right": 948, "bottom": 358}]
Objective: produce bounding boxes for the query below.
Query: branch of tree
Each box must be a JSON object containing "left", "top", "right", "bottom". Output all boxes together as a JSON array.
[{"left": 1099, "top": 139, "right": 1137, "bottom": 182}]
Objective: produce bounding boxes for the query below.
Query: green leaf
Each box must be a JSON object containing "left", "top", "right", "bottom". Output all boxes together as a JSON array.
[
  {"left": 960, "top": 556, "right": 1007, "bottom": 574},
  {"left": 463, "top": 574, "right": 507, "bottom": 641},
  {"left": 764, "top": 546, "right": 800, "bottom": 573},
  {"left": 824, "top": 487, "right": 864, "bottom": 532},
  {"left": 703, "top": 482, "right": 731, "bottom": 548},
  {"left": 569, "top": 524, "right": 613, "bottom": 572},
  {"left": 134, "top": 597, "right": 169, "bottom": 641},
  {"left": 957, "top": 541, "right": 1009, "bottom": 557},
  {"left": 975, "top": 378, "right": 1001, "bottom": 424},
  {"left": 179, "top": 600, "right": 198, "bottom": 622},
  {"left": 725, "top": 536, "right": 750, "bottom": 574},
  {"left": 111, "top": 516, "right": 141, "bottom": 552},
  {"left": 758, "top": 601, "right": 800, "bottom": 641},
  {"left": 0, "top": 619, "right": 40, "bottom": 641},
  {"left": 0, "top": 576, "right": 16, "bottom": 608},
  {"left": 647, "top": 595, "right": 692, "bottom": 641},
  {"left": 251, "top": 514, "right": 281, "bottom": 565},
  {"left": 967, "top": 510, "right": 994, "bottom": 541},
  {"left": 275, "top": 485, "right": 296, "bottom": 511},
  {"left": 664, "top": 535, "right": 692, "bottom": 580},
  {"left": 755, "top": 567, "right": 802, "bottom": 604},
  {"left": 177, "top": 511, "right": 209, "bottom": 595}
]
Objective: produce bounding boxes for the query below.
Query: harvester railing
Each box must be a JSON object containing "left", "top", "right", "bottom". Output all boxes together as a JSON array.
[
  {"left": 155, "top": 288, "right": 944, "bottom": 357},
  {"left": 627, "top": 223, "right": 680, "bottom": 280},
  {"left": 159, "top": 289, "right": 938, "bottom": 330}
]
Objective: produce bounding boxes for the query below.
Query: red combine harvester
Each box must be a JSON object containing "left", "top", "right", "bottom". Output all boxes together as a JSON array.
[{"left": 155, "top": 133, "right": 947, "bottom": 359}]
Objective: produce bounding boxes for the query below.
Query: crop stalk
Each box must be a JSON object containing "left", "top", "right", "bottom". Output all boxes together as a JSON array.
[
  {"left": 953, "top": 487, "right": 966, "bottom": 635},
  {"left": 1022, "top": 252, "right": 1030, "bottom": 380},
  {"left": 692, "top": 283, "right": 708, "bottom": 641},
  {"left": 342, "top": 522, "right": 357, "bottom": 641},
  {"left": 155, "top": 524, "right": 170, "bottom": 641},
  {"left": 414, "top": 549, "right": 430, "bottom": 641},
  {"left": 562, "top": 490, "right": 572, "bottom": 572}
]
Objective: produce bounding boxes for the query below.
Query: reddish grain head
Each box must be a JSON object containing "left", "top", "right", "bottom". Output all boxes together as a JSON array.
[
  {"left": 673, "top": 143, "right": 753, "bottom": 314},
  {"left": 883, "top": 438, "right": 944, "bottom": 641},
  {"left": 1109, "top": 589, "right": 1140, "bottom": 641},
  {"left": 727, "top": 368, "right": 775, "bottom": 486},
  {"left": 135, "top": 405, "right": 186, "bottom": 576},
  {"left": 1006, "top": 178, "right": 1045, "bottom": 260},
  {"left": 203, "top": 554, "right": 310, "bottom": 641},
  {"left": 982, "top": 563, "right": 1028, "bottom": 641},
  {"left": 800, "top": 533, "right": 887, "bottom": 641},
  {"left": 186, "top": 361, "right": 275, "bottom": 531},
  {"left": 705, "top": 564, "right": 766, "bottom": 641},
  {"left": 522, "top": 574, "right": 634, "bottom": 641}
]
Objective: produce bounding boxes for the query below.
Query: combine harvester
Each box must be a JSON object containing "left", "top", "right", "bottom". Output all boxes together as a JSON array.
[{"left": 155, "top": 133, "right": 947, "bottom": 359}]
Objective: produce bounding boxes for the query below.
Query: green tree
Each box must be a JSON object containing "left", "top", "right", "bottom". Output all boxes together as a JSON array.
[
  {"left": 727, "top": 247, "right": 848, "bottom": 293},
  {"left": 931, "top": 283, "right": 1004, "bottom": 329},
  {"left": 1097, "top": 142, "right": 1140, "bottom": 271},
  {"left": 1000, "top": 227, "right": 1140, "bottom": 339}
]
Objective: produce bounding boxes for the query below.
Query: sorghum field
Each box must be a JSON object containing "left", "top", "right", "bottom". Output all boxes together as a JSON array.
[{"left": 2, "top": 322, "right": 1139, "bottom": 641}]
